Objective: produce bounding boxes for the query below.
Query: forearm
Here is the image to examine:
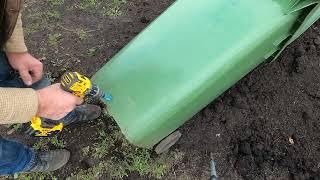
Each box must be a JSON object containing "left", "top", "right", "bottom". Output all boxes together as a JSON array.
[
  {"left": 0, "top": 88, "right": 38, "bottom": 124},
  {"left": 4, "top": 13, "right": 28, "bottom": 53}
]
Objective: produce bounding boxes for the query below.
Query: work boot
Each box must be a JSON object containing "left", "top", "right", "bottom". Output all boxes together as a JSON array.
[
  {"left": 63, "top": 104, "right": 102, "bottom": 126},
  {"left": 29, "top": 149, "right": 70, "bottom": 172},
  {"left": 22, "top": 104, "right": 102, "bottom": 136}
]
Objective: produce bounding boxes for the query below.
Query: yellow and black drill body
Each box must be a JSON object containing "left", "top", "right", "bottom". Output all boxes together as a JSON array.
[
  {"left": 61, "top": 72, "right": 92, "bottom": 98},
  {"left": 28, "top": 72, "right": 110, "bottom": 137}
]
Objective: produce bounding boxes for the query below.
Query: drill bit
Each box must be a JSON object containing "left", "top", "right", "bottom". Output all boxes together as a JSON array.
[
  {"left": 102, "top": 92, "right": 112, "bottom": 101},
  {"left": 210, "top": 160, "right": 218, "bottom": 180}
]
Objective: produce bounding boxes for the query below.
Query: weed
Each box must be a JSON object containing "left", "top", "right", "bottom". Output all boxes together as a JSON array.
[
  {"left": 113, "top": 0, "right": 127, "bottom": 6},
  {"left": 6, "top": 123, "right": 22, "bottom": 135},
  {"left": 93, "top": 131, "right": 111, "bottom": 158},
  {"left": 23, "top": 11, "right": 51, "bottom": 35},
  {"left": 151, "top": 164, "right": 167, "bottom": 178},
  {"left": 24, "top": 26, "right": 40, "bottom": 36},
  {"left": 0, "top": 175, "right": 10, "bottom": 179},
  {"left": 77, "top": 29, "right": 88, "bottom": 40},
  {"left": 70, "top": 161, "right": 105, "bottom": 180},
  {"left": 26, "top": 12, "right": 44, "bottom": 20},
  {"left": 72, "top": 121, "right": 179, "bottom": 179},
  {"left": 103, "top": 0, "right": 126, "bottom": 17},
  {"left": 33, "top": 136, "right": 65, "bottom": 151},
  {"left": 14, "top": 172, "right": 56, "bottom": 180},
  {"left": 11, "top": 124, "right": 22, "bottom": 131},
  {"left": 50, "top": 58, "right": 64, "bottom": 67},
  {"left": 71, "top": 160, "right": 128, "bottom": 180},
  {"left": 151, "top": 150, "right": 185, "bottom": 178},
  {"left": 96, "top": 118, "right": 104, "bottom": 126},
  {"left": 48, "top": 33, "right": 62, "bottom": 47},
  {"left": 104, "top": 6, "right": 122, "bottom": 17},
  {"left": 33, "top": 138, "right": 50, "bottom": 151},
  {"left": 44, "top": 72, "right": 56, "bottom": 83},
  {"left": 24, "top": 28, "right": 36, "bottom": 36},
  {"left": 103, "top": 160, "right": 128, "bottom": 178},
  {"left": 93, "top": 139, "right": 109, "bottom": 158},
  {"left": 40, "top": 47, "right": 47, "bottom": 53},
  {"left": 48, "top": 0, "right": 64, "bottom": 6},
  {"left": 50, "top": 136, "right": 66, "bottom": 148},
  {"left": 124, "top": 147, "right": 169, "bottom": 178},
  {"left": 88, "top": 47, "right": 97, "bottom": 56},
  {"left": 46, "top": 10, "right": 61, "bottom": 20},
  {"left": 78, "top": 0, "right": 98, "bottom": 10},
  {"left": 127, "top": 148, "right": 151, "bottom": 176},
  {"left": 81, "top": 146, "right": 90, "bottom": 157}
]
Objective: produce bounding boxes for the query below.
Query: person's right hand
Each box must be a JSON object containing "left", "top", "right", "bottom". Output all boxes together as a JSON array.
[{"left": 36, "top": 83, "right": 83, "bottom": 120}]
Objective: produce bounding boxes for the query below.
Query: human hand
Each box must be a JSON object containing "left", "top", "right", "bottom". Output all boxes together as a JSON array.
[
  {"left": 6, "top": 52, "right": 43, "bottom": 86},
  {"left": 36, "top": 83, "right": 83, "bottom": 120}
]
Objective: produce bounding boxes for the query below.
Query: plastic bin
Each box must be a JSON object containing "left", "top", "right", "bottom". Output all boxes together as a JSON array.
[{"left": 92, "top": 0, "right": 320, "bottom": 152}]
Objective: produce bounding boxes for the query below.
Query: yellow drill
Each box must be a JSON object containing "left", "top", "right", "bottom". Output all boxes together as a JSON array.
[{"left": 26, "top": 72, "right": 112, "bottom": 137}]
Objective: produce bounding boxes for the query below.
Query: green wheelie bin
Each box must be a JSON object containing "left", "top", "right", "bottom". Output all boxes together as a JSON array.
[{"left": 92, "top": 0, "right": 320, "bottom": 153}]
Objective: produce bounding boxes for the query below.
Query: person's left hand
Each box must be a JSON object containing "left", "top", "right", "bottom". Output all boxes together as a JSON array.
[{"left": 6, "top": 52, "right": 43, "bottom": 86}]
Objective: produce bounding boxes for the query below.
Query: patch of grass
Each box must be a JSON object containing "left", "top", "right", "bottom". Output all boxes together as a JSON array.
[
  {"left": 26, "top": 12, "right": 44, "bottom": 19},
  {"left": 33, "top": 136, "right": 66, "bottom": 151},
  {"left": 6, "top": 123, "right": 23, "bottom": 135},
  {"left": 0, "top": 175, "right": 10, "bottom": 179},
  {"left": 48, "top": 0, "right": 64, "bottom": 6},
  {"left": 44, "top": 72, "right": 56, "bottom": 83},
  {"left": 40, "top": 47, "right": 47, "bottom": 53},
  {"left": 48, "top": 33, "right": 62, "bottom": 47},
  {"left": 81, "top": 146, "right": 90, "bottom": 157},
  {"left": 127, "top": 148, "right": 152, "bottom": 175},
  {"left": 23, "top": 11, "right": 51, "bottom": 35},
  {"left": 10, "top": 124, "right": 22, "bottom": 131},
  {"left": 103, "top": 0, "right": 127, "bottom": 17},
  {"left": 112, "top": 0, "right": 127, "bottom": 7},
  {"left": 88, "top": 47, "right": 97, "bottom": 56},
  {"left": 151, "top": 164, "right": 167, "bottom": 179},
  {"left": 77, "top": 29, "right": 88, "bottom": 40},
  {"left": 46, "top": 10, "right": 62, "bottom": 20},
  {"left": 33, "top": 138, "right": 51, "bottom": 151},
  {"left": 93, "top": 131, "right": 110, "bottom": 159},
  {"left": 70, "top": 162, "right": 107, "bottom": 180},
  {"left": 71, "top": 160, "right": 128, "bottom": 180},
  {"left": 50, "top": 136, "right": 66, "bottom": 148},
  {"left": 24, "top": 23, "right": 42, "bottom": 36},
  {"left": 104, "top": 161, "right": 128, "bottom": 179},
  {"left": 71, "top": 119, "right": 182, "bottom": 179},
  {"left": 103, "top": 6, "right": 122, "bottom": 17},
  {"left": 14, "top": 172, "right": 56, "bottom": 180},
  {"left": 124, "top": 146, "right": 173, "bottom": 179},
  {"left": 78, "top": 0, "right": 98, "bottom": 10}
]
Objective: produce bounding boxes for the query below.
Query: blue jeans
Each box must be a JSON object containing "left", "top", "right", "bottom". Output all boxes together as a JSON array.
[
  {"left": 0, "top": 52, "right": 75, "bottom": 175},
  {"left": 0, "top": 137, "right": 35, "bottom": 175}
]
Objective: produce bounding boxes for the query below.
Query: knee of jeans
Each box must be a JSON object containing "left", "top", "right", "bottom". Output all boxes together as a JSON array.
[
  {"left": 0, "top": 54, "right": 12, "bottom": 81},
  {"left": 31, "top": 77, "right": 51, "bottom": 90}
]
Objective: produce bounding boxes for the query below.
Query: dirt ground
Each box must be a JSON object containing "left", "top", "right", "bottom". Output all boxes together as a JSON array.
[
  {"left": 1, "top": 0, "right": 320, "bottom": 179},
  {"left": 176, "top": 21, "right": 320, "bottom": 179}
]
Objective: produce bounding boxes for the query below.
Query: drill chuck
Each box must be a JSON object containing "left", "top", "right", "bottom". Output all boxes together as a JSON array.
[{"left": 88, "top": 84, "right": 112, "bottom": 101}]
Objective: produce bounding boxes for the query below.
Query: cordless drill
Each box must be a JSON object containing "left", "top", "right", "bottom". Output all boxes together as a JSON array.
[{"left": 25, "top": 72, "right": 112, "bottom": 137}]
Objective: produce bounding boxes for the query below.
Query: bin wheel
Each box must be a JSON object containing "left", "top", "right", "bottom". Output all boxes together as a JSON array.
[{"left": 154, "top": 131, "right": 182, "bottom": 154}]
